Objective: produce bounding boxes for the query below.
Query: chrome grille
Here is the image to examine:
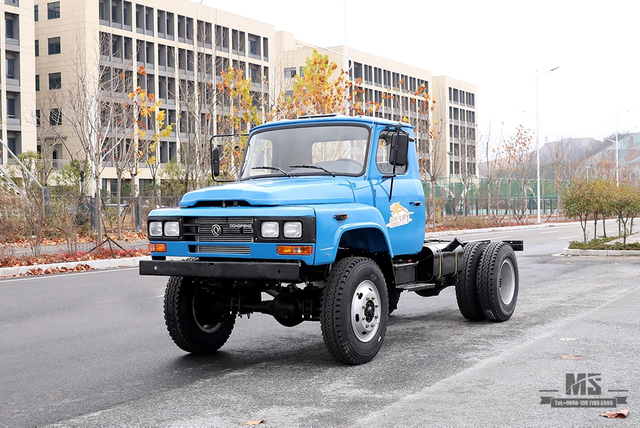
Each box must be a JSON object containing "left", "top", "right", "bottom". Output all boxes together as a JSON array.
[
  {"left": 194, "top": 245, "right": 251, "bottom": 255},
  {"left": 187, "top": 217, "right": 254, "bottom": 243}
]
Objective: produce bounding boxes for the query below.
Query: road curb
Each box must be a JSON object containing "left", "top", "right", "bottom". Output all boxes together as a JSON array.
[
  {"left": 563, "top": 248, "right": 640, "bottom": 257},
  {"left": 0, "top": 256, "right": 150, "bottom": 278}
]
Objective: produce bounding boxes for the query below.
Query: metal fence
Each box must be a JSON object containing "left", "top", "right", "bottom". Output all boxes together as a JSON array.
[
  {"left": 422, "top": 178, "right": 566, "bottom": 219},
  {"left": 70, "top": 195, "right": 181, "bottom": 232},
  {"left": 60, "top": 178, "right": 568, "bottom": 233}
]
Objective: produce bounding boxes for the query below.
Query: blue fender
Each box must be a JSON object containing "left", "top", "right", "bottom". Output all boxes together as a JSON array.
[{"left": 312, "top": 204, "right": 393, "bottom": 265}]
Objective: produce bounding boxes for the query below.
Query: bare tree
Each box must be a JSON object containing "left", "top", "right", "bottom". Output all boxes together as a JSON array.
[
  {"left": 477, "top": 123, "right": 503, "bottom": 223},
  {"left": 424, "top": 87, "right": 450, "bottom": 227},
  {"left": 504, "top": 125, "right": 535, "bottom": 224},
  {"left": 63, "top": 30, "right": 122, "bottom": 240}
]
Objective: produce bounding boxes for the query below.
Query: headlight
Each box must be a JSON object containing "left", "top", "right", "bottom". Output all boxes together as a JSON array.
[
  {"left": 164, "top": 221, "right": 180, "bottom": 237},
  {"left": 261, "top": 221, "right": 279, "bottom": 238},
  {"left": 149, "top": 221, "right": 163, "bottom": 237},
  {"left": 283, "top": 221, "right": 302, "bottom": 238}
]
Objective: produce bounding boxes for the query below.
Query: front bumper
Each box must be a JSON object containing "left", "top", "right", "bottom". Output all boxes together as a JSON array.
[{"left": 139, "top": 259, "right": 302, "bottom": 282}]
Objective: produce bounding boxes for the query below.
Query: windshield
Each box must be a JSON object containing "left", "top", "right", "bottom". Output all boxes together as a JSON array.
[{"left": 240, "top": 124, "right": 370, "bottom": 180}]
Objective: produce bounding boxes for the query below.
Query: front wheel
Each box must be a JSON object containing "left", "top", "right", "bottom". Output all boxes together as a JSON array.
[
  {"left": 320, "top": 257, "right": 389, "bottom": 365},
  {"left": 477, "top": 242, "right": 519, "bottom": 322},
  {"left": 164, "top": 276, "right": 235, "bottom": 353}
]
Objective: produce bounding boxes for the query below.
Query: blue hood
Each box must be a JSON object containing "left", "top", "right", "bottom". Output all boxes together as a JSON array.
[{"left": 180, "top": 177, "right": 356, "bottom": 207}]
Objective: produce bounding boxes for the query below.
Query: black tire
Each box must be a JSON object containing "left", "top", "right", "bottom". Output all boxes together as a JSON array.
[
  {"left": 164, "top": 276, "right": 235, "bottom": 353},
  {"left": 477, "top": 242, "right": 519, "bottom": 322},
  {"left": 320, "top": 257, "right": 389, "bottom": 365},
  {"left": 455, "top": 241, "right": 488, "bottom": 321}
]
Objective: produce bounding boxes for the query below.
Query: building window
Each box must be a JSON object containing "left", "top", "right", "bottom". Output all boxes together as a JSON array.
[
  {"left": 49, "top": 72, "right": 61, "bottom": 89},
  {"left": 6, "top": 58, "right": 15, "bottom": 78},
  {"left": 35, "top": 39, "right": 39, "bottom": 56},
  {"left": 5, "top": 17, "right": 15, "bottom": 39},
  {"left": 36, "top": 74, "right": 40, "bottom": 91},
  {"left": 34, "top": 5, "right": 39, "bottom": 21},
  {"left": 248, "top": 34, "right": 260, "bottom": 58},
  {"left": 50, "top": 108, "right": 62, "bottom": 126},
  {"left": 47, "top": 2, "right": 60, "bottom": 19},
  {"left": 48, "top": 37, "right": 61, "bottom": 54},
  {"left": 284, "top": 67, "right": 296, "bottom": 78},
  {"left": 6, "top": 98, "right": 16, "bottom": 118},
  {"left": 36, "top": 110, "right": 41, "bottom": 126}
]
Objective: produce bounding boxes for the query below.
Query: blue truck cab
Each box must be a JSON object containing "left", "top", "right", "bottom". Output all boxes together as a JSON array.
[{"left": 140, "top": 114, "right": 522, "bottom": 365}]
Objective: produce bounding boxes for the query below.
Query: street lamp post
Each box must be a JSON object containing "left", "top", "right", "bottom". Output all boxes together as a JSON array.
[{"left": 535, "top": 66, "right": 559, "bottom": 224}]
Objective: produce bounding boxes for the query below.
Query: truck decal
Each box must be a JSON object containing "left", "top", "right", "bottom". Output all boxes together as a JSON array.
[{"left": 386, "top": 202, "right": 413, "bottom": 228}]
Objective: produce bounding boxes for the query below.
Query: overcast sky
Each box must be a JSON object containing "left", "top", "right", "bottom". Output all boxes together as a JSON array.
[{"left": 202, "top": 0, "right": 639, "bottom": 143}]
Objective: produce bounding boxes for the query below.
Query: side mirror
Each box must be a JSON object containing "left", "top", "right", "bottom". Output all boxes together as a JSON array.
[
  {"left": 389, "top": 133, "right": 409, "bottom": 167},
  {"left": 212, "top": 147, "right": 221, "bottom": 178}
]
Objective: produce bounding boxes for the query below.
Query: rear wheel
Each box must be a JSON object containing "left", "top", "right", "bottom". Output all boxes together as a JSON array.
[
  {"left": 455, "top": 241, "right": 488, "bottom": 321},
  {"left": 164, "top": 276, "right": 235, "bottom": 353},
  {"left": 477, "top": 242, "right": 519, "bottom": 322},
  {"left": 321, "top": 257, "right": 388, "bottom": 365}
]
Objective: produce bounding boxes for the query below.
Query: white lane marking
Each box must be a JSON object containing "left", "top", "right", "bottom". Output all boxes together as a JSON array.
[
  {"left": 486, "top": 235, "right": 511, "bottom": 240},
  {"left": 540, "top": 231, "right": 558, "bottom": 234},
  {"left": 558, "top": 236, "right": 578, "bottom": 240}
]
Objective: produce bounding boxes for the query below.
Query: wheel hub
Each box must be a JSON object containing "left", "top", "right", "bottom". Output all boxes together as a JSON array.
[
  {"left": 350, "top": 280, "right": 382, "bottom": 343},
  {"left": 192, "top": 287, "right": 224, "bottom": 333},
  {"left": 498, "top": 259, "right": 515, "bottom": 305}
]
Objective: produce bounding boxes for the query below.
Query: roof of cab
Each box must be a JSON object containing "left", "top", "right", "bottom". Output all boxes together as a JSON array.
[{"left": 249, "top": 114, "right": 415, "bottom": 133}]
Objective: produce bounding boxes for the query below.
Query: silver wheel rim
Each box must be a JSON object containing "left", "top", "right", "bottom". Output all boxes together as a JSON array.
[
  {"left": 350, "top": 280, "right": 381, "bottom": 342},
  {"left": 498, "top": 258, "right": 515, "bottom": 305},
  {"left": 192, "top": 290, "right": 223, "bottom": 333}
]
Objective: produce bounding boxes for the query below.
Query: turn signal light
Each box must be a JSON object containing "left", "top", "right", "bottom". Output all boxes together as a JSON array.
[
  {"left": 149, "top": 243, "right": 167, "bottom": 253},
  {"left": 276, "top": 245, "right": 313, "bottom": 256}
]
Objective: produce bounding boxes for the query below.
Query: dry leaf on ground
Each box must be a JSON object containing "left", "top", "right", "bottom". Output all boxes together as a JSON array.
[{"left": 600, "top": 409, "right": 629, "bottom": 418}]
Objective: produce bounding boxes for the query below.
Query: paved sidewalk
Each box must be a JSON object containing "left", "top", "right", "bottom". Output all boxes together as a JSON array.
[{"left": 3, "top": 222, "right": 638, "bottom": 278}]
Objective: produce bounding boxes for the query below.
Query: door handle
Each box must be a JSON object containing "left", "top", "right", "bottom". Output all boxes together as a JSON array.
[{"left": 410, "top": 201, "right": 422, "bottom": 206}]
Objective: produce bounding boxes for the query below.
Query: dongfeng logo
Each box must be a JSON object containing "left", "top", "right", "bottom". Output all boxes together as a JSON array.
[
  {"left": 211, "top": 224, "right": 223, "bottom": 236},
  {"left": 229, "top": 224, "right": 252, "bottom": 229}
]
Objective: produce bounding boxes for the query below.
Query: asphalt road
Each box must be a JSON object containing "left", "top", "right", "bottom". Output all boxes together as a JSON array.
[{"left": 1, "top": 221, "right": 637, "bottom": 427}]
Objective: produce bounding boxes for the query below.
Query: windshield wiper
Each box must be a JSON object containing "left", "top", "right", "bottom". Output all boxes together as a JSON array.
[
  {"left": 252, "top": 166, "right": 291, "bottom": 177},
  {"left": 289, "top": 164, "right": 336, "bottom": 177}
]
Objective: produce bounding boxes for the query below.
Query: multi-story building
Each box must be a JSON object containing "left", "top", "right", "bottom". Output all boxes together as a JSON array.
[
  {"left": 0, "top": 0, "right": 37, "bottom": 167},
  {"left": 277, "top": 32, "right": 477, "bottom": 181},
  {"left": 0, "top": 1, "right": 476, "bottom": 193},
  {"left": 432, "top": 76, "right": 477, "bottom": 179},
  {"left": 33, "top": 0, "right": 275, "bottom": 195}
]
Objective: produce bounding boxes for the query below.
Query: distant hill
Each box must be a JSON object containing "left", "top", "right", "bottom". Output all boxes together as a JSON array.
[
  {"left": 539, "top": 137, "right": 610, "bottom": 164},
  {"left": 477, "top": 134, "right": 640, "bottom": 179}
]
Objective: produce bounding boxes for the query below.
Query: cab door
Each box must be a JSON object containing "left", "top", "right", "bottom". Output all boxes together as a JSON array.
[{"left": 372, "top": 129, "right": 425, "bottom": 256}]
